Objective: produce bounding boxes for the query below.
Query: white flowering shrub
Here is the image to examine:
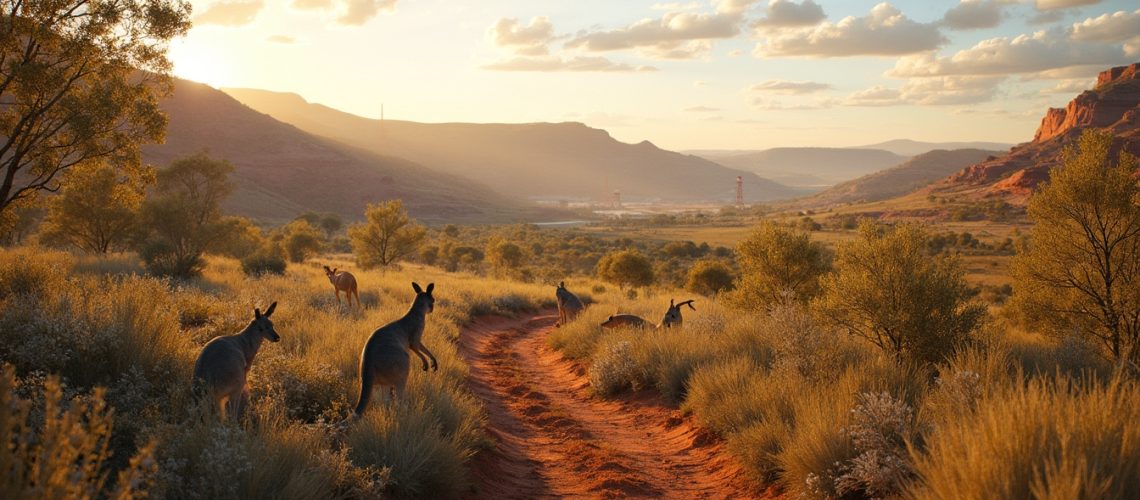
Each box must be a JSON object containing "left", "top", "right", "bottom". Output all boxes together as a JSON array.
[
  {"left": 835, "top": 392, "right": 915, "bottom": 498},
  {"left": 589, "top": 340, "right": 639, "bottom": 396}
]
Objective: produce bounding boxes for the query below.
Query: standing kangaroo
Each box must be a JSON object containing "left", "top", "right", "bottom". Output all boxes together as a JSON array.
[
  {"left": 555, "top": 281, "right": 585, "bottom": 327},
  {"left": 192, "top": 302, "right": 281, "bottom": 419},
  {"left": 659, "top": 299, "right": 696, "bottom": 329},
  {"left": 323, "top": 265, "right": 360, "bottom": 307},
  {"left": 354, "top": 282, "right": 437, "bottom": 417}
]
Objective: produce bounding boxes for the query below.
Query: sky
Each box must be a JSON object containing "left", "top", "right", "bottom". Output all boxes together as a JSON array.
[{"left": 170, "top": 0, "right": 1140, "bottom": 151}]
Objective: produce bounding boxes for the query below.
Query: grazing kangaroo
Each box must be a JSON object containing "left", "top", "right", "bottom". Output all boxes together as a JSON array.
[
  {"left": 555, "top": 281, "right": 585, "bottom": 327},
  {"left": 600, "top": 313, "right": 650, "bottom": 330},
  {"left": 323, "top": 265, "right": 360, "bottom": 307},
  {"left": 659, "top": 299, "right": 696, "bottom": 329},
  {"left": 192, "top": 302, "right": 281, "bottom": 419},
  {"left": 354, "top": 282, "right": 437, "bottom": 417}
]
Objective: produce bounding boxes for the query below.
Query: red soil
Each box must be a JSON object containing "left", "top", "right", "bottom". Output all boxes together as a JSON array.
[{"left": 458, "top": 311, "right": 760, "bottom": 499}]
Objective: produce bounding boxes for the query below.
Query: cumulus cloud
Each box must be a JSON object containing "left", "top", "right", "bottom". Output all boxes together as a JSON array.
[
  {"left": 888, "top": 29, "right": 1127, "bottom": 77},
  {"left": 564, "top": 0, "right": 760, "bottom": 59},
  {"left": 652, "top": 2, "right": 703, "bottom": 10},
  {"left": 266, "top": 35, "right": 296, "bottom": 44},
  {"left": 840, "top": 75, "right": 1004, "bottom": 106},
  {"left": 1040, "top": 78, "right": 1094, "bottom": 94},
  {"left": 941, "top": 0, "right": 1005, "bottom": 31},
  {"left": 488, "top": 17, "right": 557, "bottom": 56},
  {"left": 481, "top": 56, "right": 657, "bottom": 72},
  {"left": 289, "top": 0, "right": 396, "bottom": 25},
  {"left": 1070, "top": 9, "right": 1140, "bottom": 43},
  {"left": 194, "top": 0, "right": 265, "bottom": 27},
  {"left": 749, "top": 79, "right": 831, "bottom": 94},
  {"left": 752, "top": 0, "right": 826, "bottom": 30},
  {"left": 1035, "top": 0, "right": 1101, "bottom": 11},
  {"left": 756, "top": 2, "right": 946, "bottom": 57},
  {"left": 685, "top": 105, "right": 722, "bottom": 112}
]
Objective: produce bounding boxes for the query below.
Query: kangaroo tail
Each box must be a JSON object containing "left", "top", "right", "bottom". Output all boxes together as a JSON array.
[{"left": 353, "top": 376, "right": 373, "bottom": 418}]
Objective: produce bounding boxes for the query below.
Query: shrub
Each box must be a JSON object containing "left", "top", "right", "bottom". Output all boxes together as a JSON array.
[
  {"left": 835, "top": 392, "right": 916, "bottom": 498},
  {"left": 589, "top": 341, "right": 639, "bottom": 396},
  {"left": 241, "top": 247, "right": 287, "bottom": 276},
  {"left": 730, "top": 222, "right": 830, "bottom": 309},
  {"left": 685, "top": 259, "right": 735, "bottom": 296}
]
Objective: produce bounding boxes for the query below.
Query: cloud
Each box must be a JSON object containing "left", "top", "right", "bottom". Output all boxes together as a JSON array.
[
  {"left": 337, "top": 0, "right": 397, "bottom": 25},
  {"left": 685, "top": 105, "right": 722, "bottom": 112},
  {"left": 1070, "top": 9, "right": 1140, "bottom": 43},
  {"left": 750, "top": 97, "right": 825, "bottom": 110},
  {"left": 756, "top": 2, "right": 946, "bottom": 57},
  {"left": 840, "top": 76, "right": 1004, "bottom": 106},
  {"left": 266, "top": 35, "right": 296, "bottom": 44},
  {"left": 1035, "top": 0, "right": 1101, "bottom": 11},
  {"left": 942, "top": 1, "right": 1005, "bottom": 31},
  {"left": 749, "top": 79, "right": 831, "bottom": 94},
  {"left": 482, "top": 56, "right": 657, "bottom": 72},
  {"left": 694, "top": 80, "right": 710, "bottom": 86},
  {"left": 564, "top": 0, "right": 760, "bottom": 59},
  {"left": 1040, "top": 78, "right": 1094, "bottom": 94},
  {"left": 752, "top": 0, "right": 826, "bottom": 30},
  {"left": 289, "top": 0, "right": 396, "bottom": 25},
  {"left": 489, "top": 17, "right": 557, "bottom": 56},
  {"left": 194, "top": 0, "right": 264, "bottom": 27},
  {"left": 888, "top": 29, "right": 1127, "bottom": 77},
  {"left": 1028, "top": 9, "right": 1065, "bottom": 25},
  {"left": 652, "top": 2, "right": 703, "bottom": 10}
]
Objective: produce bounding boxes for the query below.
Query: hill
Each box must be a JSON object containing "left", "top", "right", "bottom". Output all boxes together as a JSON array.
[
  {"left": 853, "top": 139, "right": 1013, "bottom": 157},
  {"left": 928, "top": 62, "right": 1140, "bottom": 204},
  {"left": 222, "top": 88, "right": 804, "bottom": 203},
  {"left": 143, "top": 79, "right": 545, "bottom": 224},
  {"left": 798, "top": 148, "right": 1003, "bottom": 207},
  {"left": 689, "top": 148, "right": 908, "bottom": 188}
]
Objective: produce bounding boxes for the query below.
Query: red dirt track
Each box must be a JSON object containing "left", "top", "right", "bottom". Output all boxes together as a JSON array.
[{"left": 458, "top": 311, "right": 758, "bottom": 499}]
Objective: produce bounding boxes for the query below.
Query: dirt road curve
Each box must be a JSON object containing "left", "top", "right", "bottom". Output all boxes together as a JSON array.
[{"left": 458, "top": 311, "right": 757, "bottom": 499}]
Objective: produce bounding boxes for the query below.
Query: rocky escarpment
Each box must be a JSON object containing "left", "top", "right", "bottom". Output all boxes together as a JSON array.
[{"left": 937, "top": 63, "right": 1140, "bottom": 201}]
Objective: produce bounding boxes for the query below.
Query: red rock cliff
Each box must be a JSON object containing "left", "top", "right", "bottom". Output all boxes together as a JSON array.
[{"left": 1033, "top": 63, "right": 1140, "bottom": 143}]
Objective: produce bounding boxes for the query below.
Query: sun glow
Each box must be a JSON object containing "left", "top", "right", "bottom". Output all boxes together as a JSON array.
[{"left": 168, "top": 43, "right": 232, "bottom": 89}]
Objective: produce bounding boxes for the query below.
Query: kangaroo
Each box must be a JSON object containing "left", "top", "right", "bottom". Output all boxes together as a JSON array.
[
  {"left": 323, "top": 265, "right": 360, "bottom": 307},
  {"left": 555, "top": 281, "right": 585, "bottom": 327},
  {"left": 600, "top": 313, "right": 650, "bottom": 330},
  {"left": 354, "top": 282, "right": 437, "bottom": 417},
  {"left": 659, "top": 299, "right": 696, "bottom": 329},
  {"left": 192, "top": 302, "right": 281, "bottom": 419}
]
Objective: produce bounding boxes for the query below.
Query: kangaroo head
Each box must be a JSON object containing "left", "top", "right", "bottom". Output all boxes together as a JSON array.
[
  {"left": 411, "top": 282, "right": 435, "bottom": 314},
  {"left": 660, "top": 299, "right": 695, "bottom": 328},
  {"left": 252, "top": 301, "right": 281, "bottom": 342},
  {"left": 323, "top": 265, "right": 337, "bottom": 281},
  {"left": 558, "top": 281, "right": 565, "bottom": 290}
]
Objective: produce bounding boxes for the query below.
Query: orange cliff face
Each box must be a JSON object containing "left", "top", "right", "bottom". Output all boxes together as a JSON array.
[
  {"left": 933, "top": 63, "right": 1140, "bottom": 202},
  {"left": 1033, "top": 63, "right": 1140, "bottom": 143}
]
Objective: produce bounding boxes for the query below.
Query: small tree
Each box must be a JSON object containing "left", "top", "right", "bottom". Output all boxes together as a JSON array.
[
  {"left": 596, "top": 249, "right": 654, "bottom": 289},
  {"left": 730, "top": 222, "right": 830, "bottom": 309},
  {"left": 214, "top": 216, "right": 266, "bottom": 259},
  {"left": 1012, "top": 130, "right": 1140, "bottom": 368},
  {"left": 139, "top": 153, "right": 234, "bottom": 277},
  {"left": 817, "top": 221, "right": 984, "bottom": 364},
  {"left": 39, "top": 161, "right": 153, "bottom": 253},
  {"left": 486, "top": 239, "right": 525, "bottom": 271},
  {"left": 282, "top": 219, "right": 324, "bottom": 263},
  {"left": 686, "top": 259, "right": 735, "bottom": 296},
  {"left": 0, "top": 0, "right": 191, "bottom": 216},
  {"left": 319, "top": 213, "right": 344, "bottom": 239},
  {"left": 348, "top": 200, "right": 427, "bottom": 268}
]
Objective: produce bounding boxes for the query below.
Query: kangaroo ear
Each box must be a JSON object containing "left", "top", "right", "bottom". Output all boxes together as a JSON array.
[
  {"left": 412, "top": 282, "right": 423, "bottom": 294},
  {"left": 254, "top": 307, "right": 262, "bottom": 319},
  {"left": 670, "top": 298, "right": 675, "bottom": 307},
  {"left": 265, "top": 301, "right": 277, "bottom": 317},
  {"left": 426, "top": 283, "right": 434, "bottom": 294},
  {"left": 322, "top": 265, "right": 329, "bottom": 272},
  {"left": 332, "top": 268, "right": 338, "bottom": 274}
]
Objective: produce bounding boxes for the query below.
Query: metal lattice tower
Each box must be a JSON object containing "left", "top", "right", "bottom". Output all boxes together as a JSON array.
[
  {"left": 735, "top": 176, "right": 743, "bottom": 207},
  {"left": 612, "top": 189, "right": 621, "bottom": 208}
]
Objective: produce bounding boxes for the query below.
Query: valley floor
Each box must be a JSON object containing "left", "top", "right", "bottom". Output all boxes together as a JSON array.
[{"left": 459, "top": 311, "right": 757, "bottom": 499}]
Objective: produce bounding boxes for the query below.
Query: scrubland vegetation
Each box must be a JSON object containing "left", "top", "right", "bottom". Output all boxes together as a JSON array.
[{"left": 0, "top": 248, "right": 553, "bottom": 498}]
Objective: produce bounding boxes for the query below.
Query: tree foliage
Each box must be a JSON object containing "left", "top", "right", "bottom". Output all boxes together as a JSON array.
[
  {"left": 817, "top": 221, "right": 984, "bottom": 364},
  {"left": 1013, "top": 130, "right": 1140, "bottom": 368},
  {"left": 686, "top": 259, "right": 735, "bottom": 296},
  {"left": 283, "top": 219, "right": 324, "bottom": 263},
  {"left": 39, "top": 160, "right": 153, "bottom": 253},
  {"left": 348, "top": 200, "right": 426, "bottom": 268},
  {"left": 139, "top": 153, "right": 234, "bottom": 277},
  {"left": 486, "top": 239, "right": 524, "bottom": 270},
  {"left": 730, "top": 222, "right": 830, "bottom": 309},
  {"left": 596, "top": 249, "right": 654, "bottom": 289},
  {"left": 0, "top": 0, "right": 191, "bottom": 216}
]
